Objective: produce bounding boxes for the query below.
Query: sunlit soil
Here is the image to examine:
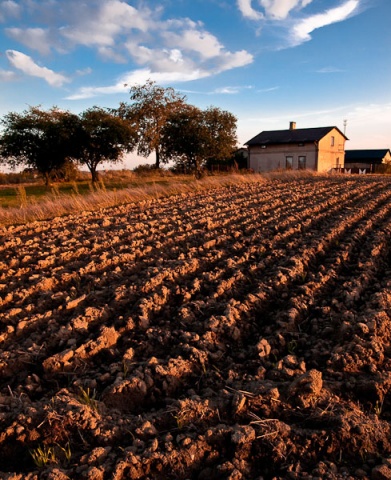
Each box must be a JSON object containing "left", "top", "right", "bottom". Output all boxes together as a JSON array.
[{"left": 1, "top": 175, "right": 391, "bottom": 479}]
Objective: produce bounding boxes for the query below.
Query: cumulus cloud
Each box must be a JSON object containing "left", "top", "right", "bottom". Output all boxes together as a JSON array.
[
  {"left": 292, "top": 0, "right": 360, "bottom": 43},
  {"left": 98, "top": 46, "right": 127, "bottom": 63},
  {"left": 237, "top": 0, "right": 264, "bottom": 20},
  {"left": 215, "top": 50, "right": 253, "bottom": 72},
  {"left": 163, "top": 28, "right": 224, "bottom": 60},
  {"left": 63, "top": 2, "right": 253, "bottom": 100},
  {"left": 6, "top": 27, "right": 52, "bottom": 55},
  {"left": 4, "top": 0, "right": 253, "bottom": 93},
  {"left": 0, "top": 0, "right": 20, "bottom": 22},
  {"left": 6, "top": 50, "right": 70, "bottom": 87},
  {"left": 260, "top": 0, "right": 313, "bottom": 20},
  {"left": 66, "top": 41, "right": 253, "bottom": 100},
  {"left": 60, "top": 0, "right": 150, "bottom": 48},
  {"left": 238, "top": 0, "right": 314, "bottom": 20}
]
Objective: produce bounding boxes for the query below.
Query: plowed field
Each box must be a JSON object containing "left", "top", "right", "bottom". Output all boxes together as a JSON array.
[{"left": 1, "top": 175, "right": 391, "bottom": 479}]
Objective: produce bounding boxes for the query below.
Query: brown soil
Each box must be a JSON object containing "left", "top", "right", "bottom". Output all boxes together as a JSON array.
[{"left": 1, "top": 175, "right": 391, "bottom": 479}]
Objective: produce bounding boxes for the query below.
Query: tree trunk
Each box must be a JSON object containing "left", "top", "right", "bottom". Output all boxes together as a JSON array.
[
  {"left": 90, "top": 166, "right": 99, "bottom": 184},
  {"left": 44, "top": 172, "right": 51, "bottom": 188},
  {"left": 155, "top": 147, "right": 160, "bottom": 169}
]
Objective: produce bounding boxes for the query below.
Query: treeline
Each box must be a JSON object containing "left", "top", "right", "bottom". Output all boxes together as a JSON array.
[{"left": 0, "top": 81, "right": 242, "bottom": 185}]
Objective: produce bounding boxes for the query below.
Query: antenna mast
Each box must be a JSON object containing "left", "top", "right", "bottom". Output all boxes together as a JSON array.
[{"left": 343, "top": 119, "right": 347, "bottom": 136}]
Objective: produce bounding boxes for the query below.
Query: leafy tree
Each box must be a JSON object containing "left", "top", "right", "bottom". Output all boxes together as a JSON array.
[
  {"left": 161, "top": 104, "right": 204, "bottom": 173},
  {"left": 0, "top": 106, "right": 80, "bottom": 186},
  {"left": 202, "top": 107, "right": 238, "bottom": 161},
  {"left": 76, "top": 107, "right": 137, "bottom": 183},
  {"left": 50, "top": 159, "right": 80, "bottom": 182},
  {"left": 121, "top": 80, "right": 187, "bottom": 169},
  {"left": 161, "top": 105, "right": 238, "bottom": 174}
]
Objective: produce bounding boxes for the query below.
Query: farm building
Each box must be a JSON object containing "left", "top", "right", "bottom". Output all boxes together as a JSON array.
[
  {"left": 344, "top": 149, "right": 391, "bottom": 173},
  {"left": 245, "top": 122, "right": 348, "bottom": 173}
]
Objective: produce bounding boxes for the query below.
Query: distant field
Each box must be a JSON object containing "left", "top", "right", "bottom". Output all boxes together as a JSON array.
[
  {"left": 0, "top": 172, "right": 226, "bottom": 225},
  {"left": 1, "top": 174, "right": 391, "bottom": 478},
  {"left": 0, "top": 175, "right": 188, "bottom": 209}
]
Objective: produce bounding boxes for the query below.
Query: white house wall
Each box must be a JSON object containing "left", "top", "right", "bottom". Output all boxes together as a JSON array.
[
  {"left": 317, "top": 129, "right": 346, "bottom": 171},
  {"left": 248, "top": 144, "right": 317, "bottom": 172},
  {"left": 248, "top": 128, "right": 347, "bottom": 173}
]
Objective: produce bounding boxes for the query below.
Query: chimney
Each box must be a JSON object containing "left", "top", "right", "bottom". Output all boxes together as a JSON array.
[{"left": 289, "top": 121, "right": 296, "bottom": 130}]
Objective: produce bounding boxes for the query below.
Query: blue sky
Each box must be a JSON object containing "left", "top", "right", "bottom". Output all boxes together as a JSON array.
[{"left": 0, "top": 0, "right": 390, "bottom": 169}]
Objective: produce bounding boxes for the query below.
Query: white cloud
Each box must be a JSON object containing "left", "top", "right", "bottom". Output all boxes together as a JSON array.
[
  {"left": 167, "top": 49, "right": 183, "bottom": 64},
  {"left": 125, "top": 42, "right": 199, "bottom": 75},
  {"left": 98, "top": 46, "right": 127, "bottom": 63},
  {"left": 0, "top": 68, "right": 17, "bottom": 81},
  {"left": 238, "top": 0, "right": 315, "bottom": 20},
  {"left": 260, "top": 0, "right": 313, "bottom": 20},
  {"left": 163, "top": 28, "right": 223, "bottom": 60},
  {"left": 215, "top": 50, "right": 253, "bottom": 72},
  {"left": 4, "top": 0, "right": 253, "bottom": 97},
  {"left": 60, "top": 0, "right": 150, "bottom": 48},
  {"left": 66, "top": 43, "right": 253, "bottom": 100},
  {"left": 237, "top": 0, "right": 363, "bottom": 49},
  {"left": 6, "top": 50, "right": 70, "bottom": 87},
  {"left": 0, "top": 0, "right": 20, "bottom": 22},
  {"left": 6, "top": 27, "right": 52, "bottom": 55},
  {"left": 75, "top": 67, "right": 92, "bottom": 76},
  {"left": 64, "top": 3, "right": 254, "bottom": 101},
  {"left": 65, "top": 68, "right": 210, "bottom": 100},
  {"left": 237, "top": 0, "right": 264, "bottom": 20},
  {"left": 214, "top": 86, "right": 241, "bottom": 94},
  {"left": 292, "top": 0, "right": 360, "bottom": 43}
]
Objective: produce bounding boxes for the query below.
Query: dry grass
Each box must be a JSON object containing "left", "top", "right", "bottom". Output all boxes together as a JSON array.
[
  {"left": 0, "top": 170, "right": 375, "bottom": 227},
  {"left": 0, "top": 173, "right": 266, "bottom": 227}
]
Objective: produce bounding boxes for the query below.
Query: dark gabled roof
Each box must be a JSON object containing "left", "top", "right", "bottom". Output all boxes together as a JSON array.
[
  {"left": 245, "top": 126, "right": 347, "bottom": 146},
  {"left": 345, "top": 149, "right": 391, "bottom": 163}
]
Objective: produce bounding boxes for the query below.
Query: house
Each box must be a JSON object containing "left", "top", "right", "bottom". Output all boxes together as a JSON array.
[
  {"left": 245, "top": 122, "right": 348, "bottom": 173},
  {"left": 344, "top": 149, "right": 391, "bottom": 173}
]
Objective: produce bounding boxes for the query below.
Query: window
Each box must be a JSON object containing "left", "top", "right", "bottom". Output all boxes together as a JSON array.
[
  {"left": 298, "top": 156, "right": 306, "bottom": 170},
  {"left": 286, "top": 156, "right": 293, "bottom": 170},
  {"left": 331, "top": 136, "right": 335, "bottom": 146}
]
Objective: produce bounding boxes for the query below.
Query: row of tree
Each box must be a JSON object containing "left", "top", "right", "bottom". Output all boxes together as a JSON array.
[{"left": 0, "top": 81, "right": 239, "bottom": 185}]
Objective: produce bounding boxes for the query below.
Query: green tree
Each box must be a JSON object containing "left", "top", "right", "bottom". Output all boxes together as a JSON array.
[
  {"left": 161, "top": 105, "right": 238, "bottom": 174},
  {"left": 76, "top": 107, "right": 137, "bottom": 183},
  {"left": 122, "top": 80, "right": 187, "bottom": 169},
  {"left": 0, "top": 106, "right": 80, "bottom": 186}
]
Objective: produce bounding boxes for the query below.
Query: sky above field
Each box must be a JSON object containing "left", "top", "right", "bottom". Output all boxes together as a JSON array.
[{"left": 0, "top": 0, "right": 390, "bottom": 169}]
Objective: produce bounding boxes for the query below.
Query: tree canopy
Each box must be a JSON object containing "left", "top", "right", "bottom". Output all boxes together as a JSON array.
[
  {"left": 121, "top": 80, "right": 187, "bottom": 168},
  {"left": 0, "top": 106, "right": 80, "bottom": 186},
  {"left": 161, "top": 105, "right": 238, "bottom": 173},
  {"left": 75, "top": 107, "right": 137, "bottom": 183},
  {"left": 0, "top": 82, "right": 239, "bottom": 184}
]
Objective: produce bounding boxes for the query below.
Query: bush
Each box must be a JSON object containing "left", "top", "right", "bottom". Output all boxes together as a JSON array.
[
  {"left": 0, "top": 171, "right": 38, "bottom": 185},
  {"left": 50, "top": 160, "right": 80, "bottom": 182},
  {"left": 102, "top": 169, "right": 134, "bottom": 181},
  {"left": 133, "top": 164, "right": 172, "bottom": 177}
]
